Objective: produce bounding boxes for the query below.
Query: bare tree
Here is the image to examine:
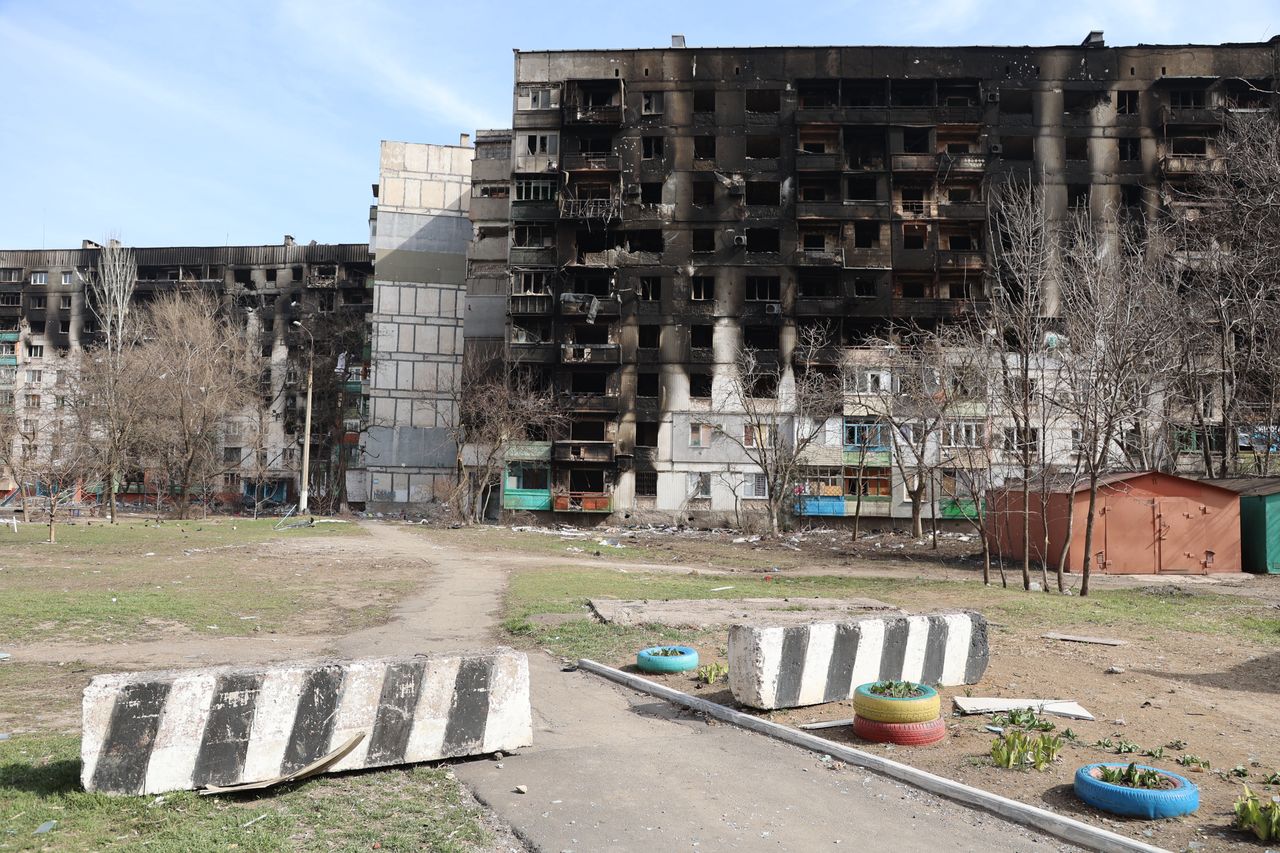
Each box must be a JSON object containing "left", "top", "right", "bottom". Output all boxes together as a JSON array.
[
  {"left": 82, "top": 239, "right": 138, "bottom": 521},
  {"left": 0, "top": 388, "right": 94, "bottom": 542},
  {"left": 444, "top": 353, "right": 568, "bottom": 524},
  {"left": 134, "top": 290, "right": 257, "bottom": 519},
  {"left": 716, "top": 325, "right": 844, "bottom": 536}
]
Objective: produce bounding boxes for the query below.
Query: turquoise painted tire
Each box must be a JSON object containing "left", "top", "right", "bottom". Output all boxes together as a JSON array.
[
  {"left": 636, "top": 645, "right": 699, "bottom": 674},
  {"left": 1074, "top": 764, "right": 1199, "bottom": 819}
]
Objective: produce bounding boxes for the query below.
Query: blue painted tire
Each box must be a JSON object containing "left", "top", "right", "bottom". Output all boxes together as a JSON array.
[
  {"left": 637, "top": 645, "right": 699, "bottom": 674},
  {"left": 1074, "top": 764, "right": 1199, "bottom": 819}
]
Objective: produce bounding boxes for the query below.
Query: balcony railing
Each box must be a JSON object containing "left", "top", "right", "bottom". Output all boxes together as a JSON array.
[
  {"left": 552, "top": 440, "right": 615, "bottom": 462},
  {"left": 561, "top": 153, "right": 621, "bottom": 172},
  {"left": 563, "top": 104, "right": 623, "bottom": 125},
  {"left": 891, "top": 153, "right": 938, "bottom": 171},
  {"left": 508, "top": 293, "right": 553, "bottom": 314},
  {"left": 559, "top": 197, "right": 622, "bottom": 221},
  {"left": 561, "top": 343, "right": 620, "bottom": 363},
  {"left": 938, "top": 152, "right": 989, "bottom": 172},
  {"left": 895, "top": 200, "right": 937, "bottom": 217},
  {"left": 1161, "top": 155, "right": 1225, "bottom": 175},
  {"left": 791, "top": 248, "right": 845, "bottom": 266},
  {"left": 552, "top": 492, "right": 613, "bottom": 512}
]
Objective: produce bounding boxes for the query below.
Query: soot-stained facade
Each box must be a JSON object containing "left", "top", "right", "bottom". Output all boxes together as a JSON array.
[{"left": 475, "top": 35, "right": 1280, "bottom": 525}]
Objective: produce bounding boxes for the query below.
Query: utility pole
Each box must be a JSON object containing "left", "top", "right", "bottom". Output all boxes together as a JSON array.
[{"left": 292, "top": 320, "right": 314, "bottom": 513}]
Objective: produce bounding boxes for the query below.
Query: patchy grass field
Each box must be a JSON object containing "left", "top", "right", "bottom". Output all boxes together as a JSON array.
[
  {"left": 0, "top": 518, "right": 399, "bottom": 645},
  {"left": 0, "top": 734, "right": 497, "bottom": 852}
]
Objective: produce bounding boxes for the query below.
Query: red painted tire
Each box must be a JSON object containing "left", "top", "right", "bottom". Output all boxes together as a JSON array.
[{"left": 853, "top": 715, "right": 946, "bottom": 746}]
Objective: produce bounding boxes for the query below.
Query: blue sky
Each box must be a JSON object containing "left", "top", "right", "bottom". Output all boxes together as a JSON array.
[{"left": 2, "top": 0, "right": 1277, "bottom": 249}]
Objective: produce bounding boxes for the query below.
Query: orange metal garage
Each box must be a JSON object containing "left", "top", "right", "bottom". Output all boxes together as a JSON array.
[{"left": 986, "top": 471, "right": 1242, "bottom": 575}]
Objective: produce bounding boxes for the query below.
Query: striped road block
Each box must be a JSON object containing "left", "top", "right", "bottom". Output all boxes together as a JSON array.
[
  {"left": 81, "top": 648, "right": 532, "bottom": 796},
  {"left": 728, "top": 612, "right": 989, "bottom": 710}
]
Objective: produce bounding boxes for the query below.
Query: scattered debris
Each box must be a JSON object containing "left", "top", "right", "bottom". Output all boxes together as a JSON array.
[
  {"left": 241, "top": 813, "right": 270, "bottom": 829},
  {"left": 0, "top": 651, "right": 10, "bottom": 662},
  {"left": 1042, "top": 632, "right": 1128, "bottom": 646},
  {"left": 514, "top": 784, "right": 528, "bottom": 794},
  {"left": 34, "top": 820, "right": 56, "bottom": 835},
  {"left": 201, "top": 733, "right": 367, "bottom": 795},
  {"left": 798, "top": 718, "right": 854, "bottom": 731},
  {"left": 952, "top": 697, "right": 1095, "bottom": 721},
  {"left": 1105, "top": 665, "right": 1126, "bottom": 674},
  {"left": 709, "top": 586, "right": 735, "bottom": 592}
]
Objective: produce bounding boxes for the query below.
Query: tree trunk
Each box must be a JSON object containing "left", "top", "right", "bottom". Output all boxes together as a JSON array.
[
  {"left": 1055, "top": 488, "right": 1077, "bottom": 594},
  {"left": 1020, "top": 474, "right": 1031, "bottom": 591},
  {"left": 1079, "top": 475, "right": 1101, "bottom": 598},
  {"left": 910, "top": 488, "right": 924, "bottom": 538}
]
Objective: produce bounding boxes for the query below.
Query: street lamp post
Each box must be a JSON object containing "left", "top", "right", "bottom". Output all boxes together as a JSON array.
[{"left": 292, "top": 320, "right": 314, "bottom": 514}]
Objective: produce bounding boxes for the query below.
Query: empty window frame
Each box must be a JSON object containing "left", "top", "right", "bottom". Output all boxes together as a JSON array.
[
  {"left": 640, "top": 182, "right": 663, "bottom": 204},
  {"left": 691, "top": 181, "right": 715, "bottom": 206},
  {"left": 635, "top": 470, "right": 659, "bottom": 496},
  {"left": 1116, "top": 90, "right": 1139, "bottom": 115},
  {"left": 745, "top": 135, "right": 781, "bottom": 158},
  {"left": 743, "top": 423, "right": 775, "bottom": 447},
  {"left": 744, "top": 276, "right": 781, "bottom": 302},
  {"left": 641, "top": 91, "right": 665, "bottom": 114},
  {"left": 941, "top": 421, "right": 983, "bottom": 447},
  {"left": 513, "top": 271, "right": 551, "bottom": 294},
  {"left": 512, "top": 225, "right": 555, "bottom": 248},
  {"left": 693, "top": 135, "right": 716, "bottom": 160},
  {"left": 690, "top": 276, "right": 715, "bottom": 301},
  {"left": 691, "top": 229, "right": 715, "bottom": 252},
  {"left": 517, "top": 85, "right": 558, "bottom": 110},
  {"left": 641, "top": 136, "right": 665, "bottom": 159},
  {"left": 639, "top": 276, "right": 661, "bottom": 301},
  {"left": 515, "top": 179, "right": 556, "bottom": 201},
  {"left": 523, "top": 133, "right": 559, "bottom": 155},
  {"left": 1118, "top": 137, "right": 1141, "bottom": 162},
  {"left": 744, "top": 228, "right": 780, "bottom": 252},
  {"left": 743, "top": 471, "right": 769, "bottom": 499},
  {"left": 844, "top": 466, "right": 892, "bottom": 497},
  {"left": 745, "top": 181, "right": 780, "bottom": 206},
  {"left": 690, "top": 324, "right": 713, "bottom": 348},
  {"left": 687, "top": 472, "right": 712, "bottom": 497},
  {"left": 689, "top": 373, "right": 712, "bottom": 398},
  {"left": 637, "top": 372, "right": 660, "bottom": 397},
  {"left": 693, "top": 89, "right": 716, "bottom": 113},
  {"left": 1169, "top": 89, "right": 1206, "bottom": 109},
  {"left": 745, "top": 89, "right": 781, "bottom": 113}
]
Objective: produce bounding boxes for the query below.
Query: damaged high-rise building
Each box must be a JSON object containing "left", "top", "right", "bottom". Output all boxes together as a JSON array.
[{"left": 466, "top": 34, "right": 1280, "bottom": 525}]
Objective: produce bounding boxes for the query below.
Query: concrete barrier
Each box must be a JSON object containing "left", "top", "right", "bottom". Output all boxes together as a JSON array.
[
  {"left": 82, "top": 648, "right": 532, "bottom": 796},
  {"left": 728, "top": 612, "right": 989, "bottom": 710}
]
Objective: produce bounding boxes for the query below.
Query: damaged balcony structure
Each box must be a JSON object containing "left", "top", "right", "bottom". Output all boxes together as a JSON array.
[
  {"left": 0, "top": 241, "right": 373, "bottom": 509},
  {"left": 473, "top": 36, "right": 1279, "bottom": 526}
]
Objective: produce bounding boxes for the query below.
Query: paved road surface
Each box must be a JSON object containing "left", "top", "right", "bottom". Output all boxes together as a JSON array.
[{"left": 352, "top": 522, "right": 1075, "bottom": 853}]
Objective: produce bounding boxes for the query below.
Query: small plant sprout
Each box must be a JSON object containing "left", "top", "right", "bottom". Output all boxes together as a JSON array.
[
  {"left": 1231, "top": 765, "right": 1250, "bottom": 779},
  {"left": 1094, "top": 737, "right": 1115, "bottom": 750},
  {"left": 1167, "top": 739, "right": 1189, "bottom": 750},
  {"left": 990, "top": 732, "right": 1061, "bottom": 771},
  {"left": 1061, "top": 728, "right": 1079, "bottom": 742},
  {"left": 1141, "top": 746, "right": 1165, "bottom": 760},
  {"left": 1233, "top": 786, "right": 1280, "bottom": 842},
  {"left": 1177, "top": 754, "right": 1212, "bottom": 771},
  {"left": 991, "top": 708, "right": 1055, "bottom": 732},
  {"left": 868, "top": 680, "right": 923, "bottom": 698},
  {"left": 1261, "top": 771, "right": 1280, "bottom": 786},
  {"left": 695, "top": 662, "right": 728, "bottom": 685},
  {"left": 650, "top": 647, "right": 689, "bottom": 657},
  {"left": 1096, "top": 763, "right": 1172, "bottom": 790},
  {"left": 1114, "top": 738, "right": 1140, "bottom": 754}
]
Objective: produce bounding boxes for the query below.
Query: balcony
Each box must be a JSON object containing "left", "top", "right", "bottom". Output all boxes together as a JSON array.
[
  {"left": 795, "top": 152, "right": 843, "bottom": 171},
  {"left": 552, "top": 492, "right": 613, "bottom": 513},
  {"left": 561, "top": 153, "right": 621, "bottom": 172},
  {"left": 559, "top": 197, "right": 622, "bottom": 221},
  {"left": 507, "top": 342, "right": 558, "bottom": 364},
  {"left": 1161, "top": 155, "right": 1225, "bottom": 175},
  {"left": 504, "top": 488, "right": 552, "bottom": 511},
  {"left": 894, "top": 200, "right": 937, "bottom": 218},
  {"left": 563, "top": 104, "right": 623, "bottom": 125},
  {"left": 793, "top": 297, "right": 846, "bottom": 316},
  {"left": 937, "top": 201, "right": 987, "bottom": 220},
  {"left": 560, "top": 393, "right": 621, "bottom": 412},
  {"left": 791, "top": 248, "right": 845, "bottom": 266},
  {"left": 796, "top": 200, "right": 888, "bottom": 219},
  {"left": 938, "top": 152, "right": 989, "bottom": 173},
  {"left": 561, "top": 343, "right": 620, "bottom": 364},
  {"left": 894, "top": 248, "right": 936, "bottom": 271},
  {"left": 843, "top": 247, "right": 892, "bottom": 268},
  {"left": 505, "top": 441, "right": 552, "bottom": 462},
  {"left": 1161, "top": 105, "right": 1224, "bottom": 126},
  {"left": 553, "top": 440, "right": 615, "bottom": 463},
  {"left": 891, "top": 153, "right": 938, "bottom": 172},
  {"left": 508, "top": 294, "right": 553, "bottom": 315},
  {"left": 469, "top": 196, "right": 510, "bottom": 222},
  {"left": 935, "top": 105, "right": 984, "bottom": 124},
  {"left": 509, "top": 246, "right": 557, "bottom": 266},
  {"left": 559, "top": 293, "right": 621, "bottom": 318},
  {"left": 510, "top": 199, "right": 558, "bottom": 221},
  {"left": 891, "top": 297, "right": 969, "bottom": 318},
  {"left": 937, "top": 251, "right": 985, "bottom": 271}
]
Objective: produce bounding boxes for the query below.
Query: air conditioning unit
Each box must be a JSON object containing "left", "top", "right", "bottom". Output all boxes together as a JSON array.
[
  {"left": 764, "top": 303, "right": 782, "bottom": 315},
  {"left": 986, "top": 91, "right": 1001, "bottom": 103},
  {"left": 732, "top": 234, "right": 749, "bottom": 247},
  {"left": 988, "top": 142, "right": 1004, "bottom": 154}
]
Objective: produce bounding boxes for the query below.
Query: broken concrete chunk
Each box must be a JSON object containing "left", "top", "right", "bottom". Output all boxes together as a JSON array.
[
  {"left": 81, "top": 648, "right": 533, "bottom": 796},
  {"left": 728, "top": 611, "right": 989, "bottom": 711}
]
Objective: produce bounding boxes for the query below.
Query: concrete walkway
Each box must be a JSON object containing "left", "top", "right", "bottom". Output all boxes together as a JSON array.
[{"left": 357, "top": 522, "right": 1074, "bottom": 853}]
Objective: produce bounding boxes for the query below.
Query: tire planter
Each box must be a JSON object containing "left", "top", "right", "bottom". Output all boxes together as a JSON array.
[
  {"left": 1073, "top": 764, "right": 1200, "bottom": 820},
  {"left": 852, "top": 682, "right": 941, "bottom": 724},
  {"left": 853, "top": 715, "right": 946, "bottom": 746},
  {"left": 636, "top": 645, "right": 699, "bottom": 674}
]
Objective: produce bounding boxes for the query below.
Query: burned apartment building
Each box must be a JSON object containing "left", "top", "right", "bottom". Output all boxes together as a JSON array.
[
  {"left": 471, "top": 35, "right": 1280, "bottom": 525},
  {"left": 0, "top": 241, "right": 373, "bottom": 509}
]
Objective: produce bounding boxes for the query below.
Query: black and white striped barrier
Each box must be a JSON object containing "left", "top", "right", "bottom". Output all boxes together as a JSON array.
[
  {"left": 81, "top": 648, "right": 532, "bottom": 796},
  {"left": 728, "top": 612, "right": 989, "bottom": 710}
]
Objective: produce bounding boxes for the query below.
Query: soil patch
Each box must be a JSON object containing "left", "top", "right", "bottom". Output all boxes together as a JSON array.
[{"left": 589, "top": 596, "right": 900, "bottom": 628}]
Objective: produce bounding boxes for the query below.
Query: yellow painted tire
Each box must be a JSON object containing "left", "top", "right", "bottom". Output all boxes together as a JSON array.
[{"left": 852, "top": 682, "right": 940, "bottom": 723}]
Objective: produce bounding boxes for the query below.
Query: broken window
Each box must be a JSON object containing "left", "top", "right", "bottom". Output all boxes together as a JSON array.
[
  {"left": 687, "top": 472, "right": 712, "bottom": 497},
  {"left": 1169, "top": 90, "right": 1206, "bottom": 109},
  {"left": 846, "top": 177, "right": 878, "bottom": 201},
  {"left": 745, "top": 181, "right": 780, "bottom": 206},
  {"left": 744, "top": 228, "right": 780, "bottom": 252},
  {"left": 523, "top": 133, "right": 559, "bottom": 155},
  {"left": 842, "top": 79, "right": 886, "bottom": 107},
  {"left": 799, "top": 181, "right": 833, "bottom": 202},
  {"left": 1116, "top": 90, "right": 1139, "bottom": 115},
  {"left": 691, "top": 229, "right": 715, "bottom": 252},
  {"left": 265, "top": 268, "right": 278, "bottom": 283},
  {"left": 891, "top": 81, "right": 934, "bottom": 107},
  {"left": 745, "top": 135, "right": 781, "bottom": 158},
  {"left": 1170, "top": 137, "right": 1207, "bottom": 155},
  {"left": 570, "top": 371, "right": 608, "bottom": 395},
  {"left": 1067, "top": 183, "right": 1090, "bottom": 208},
  {"left": 513, "top": 225, "right": 555, "bottom": 248},
  {"left": 578, "top": 135, "right": 613, "bottom": 154},
  {"left": 745, "top": 89, "right": 781, "bottom": 113},
  {"left": 745, "top": 276, "right": 781, "bottom": 302},
  {"left": 743, "top": 326, "right": 778, "bottom": 349},
  {"left": 693, "top": 89, "right": 716, "bottom": 113},
  {"left": 801, "top": 231, "right": 829, "bottom": 251},
  {"left": 234, "top": 268, "right": 252, "bottom": 285},
  {"left": 693, "top": 135, "right": 716, "bottom": 160},
  {"left": 844, "top": 466, "right": 891, "bottom": 497},
  {"left": 639, "top": 277, "right": 661, "bottom": 301},
  {"left": 853, "top": 222, "right": 880, "bottom": 249},
  {"left": 515, "top": 180, "right": 556, "bottom": 201},
  {"left": 691, "top": 276, "right": 715, "bottom": 301},
  {"left": 689, "top": 373, "right": 712, "bottom": 398},
  {"left": 640, "top": 182, "right": 663, "bottom": 204},
  {"left": 690, "top": 324, "right": 713, "bottom": 348},
  {"left": 743, "top": 424, "right": 775, "bottom": 449},
  {"left": 642, "top": 136, "right": 665, "bottom": 159},
  {"left": 514, "top": 271, "right": 550, "bottom": 295},
  {"left": 638, "top": 325, "right": 660, "bottom": 348},
  {"left": 901, "top": 127, "right": 931, "bottom": 154},
  {"left": 1121, "top": 183, "right": 1144, "bottom": 209},
  {"left": 59, "top": 295, "right": 71, "bottom": 310},
  {"left": 641, "top": 91, "right": 664, "bottom": 114},
  {"left": 748, "top": 373, "right": 778, "bottom": 398},
  {"left": 902, "top": 223, "right": 928, "bottom": 250},
  {"left": 947, "top": 234, "right": 976, "bottom": 251},
  {"left": 797, "top": 272, "right": 838, "bottom": 298},
  {"left": 947, "top": 186, "right": 974, "bottom": 203},
  {"left": 898, "top": 277, "right": 927, "bottom": 298},
  {"left": 798, "top": 80, "right": 838, "bottom": 108},
  {"left": 474, "top": 183, "right": 510, "bottom": 199},
  {"left": 853, "top": 277, "right": 878, "bottom": 297},
  {"left": 517, "top": 85, "right": 558, "bottom": 110},
  {"left": 691, "top": 181, "right": 715, "bottom": 206},
  {"left": 1065, "top": 136, "right": 1088, "bottom": 162},
  {"left": 291, "top": 266, "right": 303, "bottom": 281},
  {"left": 637, "top": 372, "right": 659, "bottom": 397},
  {"left": 1119, "top": 137, "right": 1141, "bottom": 162},
  {"left": 625, "top": 230, "right": 664, "bottom": 253}
]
